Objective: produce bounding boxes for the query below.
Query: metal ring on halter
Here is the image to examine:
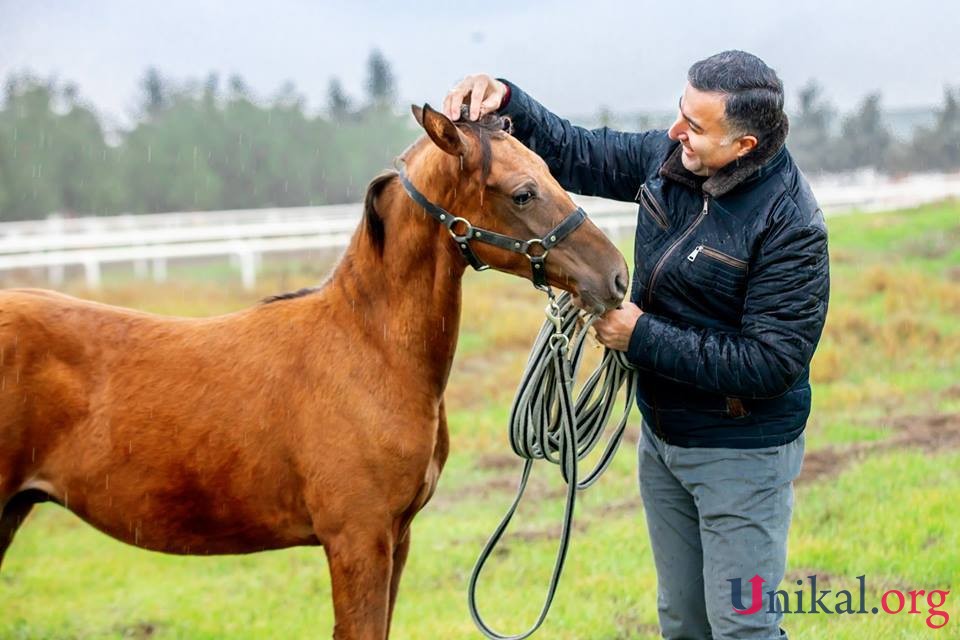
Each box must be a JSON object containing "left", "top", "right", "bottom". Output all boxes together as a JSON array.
[
  {"left": 448, "top": 216, "right": 473, "bottom": 242},
  {"left": 524, "top": 238, "right": 549, "bottom": 261}
]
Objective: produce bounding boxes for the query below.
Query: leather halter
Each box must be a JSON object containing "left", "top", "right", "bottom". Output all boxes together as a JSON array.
[{"left": 396, "top": 161, "right": 587, "bottom": 291}]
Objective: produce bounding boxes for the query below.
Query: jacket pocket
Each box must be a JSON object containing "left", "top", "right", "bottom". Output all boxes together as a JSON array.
[
  {"left": 635, "top": 183, "right": 669, "bottom": 230},
  {"left": 678, "top": 242, "right": 749, "bottom": 318},
  {"left": 686, "top": 244, "right": 748, "bottom": 271}
]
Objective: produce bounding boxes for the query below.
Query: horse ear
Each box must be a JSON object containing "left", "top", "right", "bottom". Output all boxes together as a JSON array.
[
  {"left": 418, "top": 103, "right": 467, "bottom": 157},
  {"left": 411, "top": 104, "right": 424, "bottom": 126}
]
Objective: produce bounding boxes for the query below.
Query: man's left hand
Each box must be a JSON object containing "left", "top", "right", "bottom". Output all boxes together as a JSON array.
[{"left": 593, "top": 302, "right": 643, "bottom": 352}]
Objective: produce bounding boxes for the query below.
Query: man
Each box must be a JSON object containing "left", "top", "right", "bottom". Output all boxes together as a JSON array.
[{"left": 444, "top": 50, "right": 829, "bottom": 639}]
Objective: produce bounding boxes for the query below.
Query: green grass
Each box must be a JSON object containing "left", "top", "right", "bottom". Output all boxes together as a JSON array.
[{"left": 2, "top": 200, "right": 959, "bottom": 638}]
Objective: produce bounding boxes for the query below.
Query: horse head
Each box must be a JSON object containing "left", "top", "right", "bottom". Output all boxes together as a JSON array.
[{"left": 402, "top": 104, "right": 629, "bottom": 313}]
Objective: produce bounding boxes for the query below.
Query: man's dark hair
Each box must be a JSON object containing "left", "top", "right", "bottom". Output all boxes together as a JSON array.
[{"left": 688, "top": 50, "right": 786, "bottom": 139}]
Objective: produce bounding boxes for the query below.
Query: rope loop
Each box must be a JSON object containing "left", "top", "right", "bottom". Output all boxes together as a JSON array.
[{"left": 468, "top": 292, "right": 638, "bottom": 639}]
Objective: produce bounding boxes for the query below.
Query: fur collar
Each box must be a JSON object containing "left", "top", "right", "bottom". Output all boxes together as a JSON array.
[{"left": 659, "top": 115, "right": 790, "bottom": 198}]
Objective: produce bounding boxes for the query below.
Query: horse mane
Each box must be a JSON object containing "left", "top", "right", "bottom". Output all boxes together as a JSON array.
[
  {"left": 363, "top": 170, "right": 396, "bottom": 257},
  {"left": 261, "top": 171, "right": 397, "bottom": 304},
  {"left": 261, "top": 287, "right": 321, "bottom": 304}
]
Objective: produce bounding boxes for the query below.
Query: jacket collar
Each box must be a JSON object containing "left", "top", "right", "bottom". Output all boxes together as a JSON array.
[{"left": 659, "top": 115, "right": 790, "bottom": 198}]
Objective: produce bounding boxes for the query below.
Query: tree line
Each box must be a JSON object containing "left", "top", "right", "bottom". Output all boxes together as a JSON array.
[
  {"left": 788, "top": 81, "right": 960, "bottom": 175},
  {"left": 1, "top": 56, "right": 958, "bottom": 221},
  {"left": 0, "top": 50, "right": 414, "bottom": 221}
]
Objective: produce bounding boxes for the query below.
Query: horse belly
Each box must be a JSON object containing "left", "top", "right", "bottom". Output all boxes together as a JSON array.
[{"left": 48, "top": 459, "right": 319, "bottom": 555}]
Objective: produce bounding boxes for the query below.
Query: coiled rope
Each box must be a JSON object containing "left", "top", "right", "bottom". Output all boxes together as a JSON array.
[{"left": 467, "top": 291, "right": 639, "bottom": 639}]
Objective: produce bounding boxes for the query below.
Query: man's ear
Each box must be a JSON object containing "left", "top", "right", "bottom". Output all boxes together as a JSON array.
[
  {"left": 416, "top": 103, "right": 468, "bottom": 157},
  {"left": 735, "top": 134, "right": 758, "bottom": 158}
]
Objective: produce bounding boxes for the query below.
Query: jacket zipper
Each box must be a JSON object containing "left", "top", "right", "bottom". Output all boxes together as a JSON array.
[
  {"left": 644, "top": 195, "right": 709, "bottom": 439},
  {"left": 635, "top": 184, "right": 670, "bottom": 229},
  {"left": 645, "top": 196, "right": 710, "bottom": 308},
  {"left": 686, "top": 245, "right": 748, "bottom": 270}
]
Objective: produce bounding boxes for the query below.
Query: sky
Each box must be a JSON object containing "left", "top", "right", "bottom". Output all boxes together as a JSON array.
[{"left": 2, "top": 0, "right": 958, "bottom": 126}]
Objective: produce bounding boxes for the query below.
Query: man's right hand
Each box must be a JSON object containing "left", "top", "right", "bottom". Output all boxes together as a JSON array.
[{"left": 442, "top": 74, "right": 508, "bottom": 122}]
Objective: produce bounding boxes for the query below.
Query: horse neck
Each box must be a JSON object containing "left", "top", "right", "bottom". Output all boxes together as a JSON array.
[{"left": 326, "top": 166, "right": 470, "bottom": 395}]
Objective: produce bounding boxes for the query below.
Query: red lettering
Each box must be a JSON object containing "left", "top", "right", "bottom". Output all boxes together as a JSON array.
[{"left": 882, "top": 590, "right": 905, "bottom": 614}]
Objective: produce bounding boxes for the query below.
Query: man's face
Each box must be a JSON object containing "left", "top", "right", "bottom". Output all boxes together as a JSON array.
[{"left": 667, "top": 83, "right": 757, "bottom": 177}]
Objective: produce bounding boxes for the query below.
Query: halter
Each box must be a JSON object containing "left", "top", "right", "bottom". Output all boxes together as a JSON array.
[{"left": 396, "top": 160, "right": 587, "bottom": 291}]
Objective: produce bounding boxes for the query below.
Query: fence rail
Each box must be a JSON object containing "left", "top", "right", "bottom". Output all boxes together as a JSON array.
[{"left": 2, "top": 172, "right": 958, "bottom": 290}]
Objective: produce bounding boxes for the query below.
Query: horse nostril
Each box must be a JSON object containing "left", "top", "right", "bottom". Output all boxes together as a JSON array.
[{"left": 613, "top": 272, "right": 627, "bottom": 299}]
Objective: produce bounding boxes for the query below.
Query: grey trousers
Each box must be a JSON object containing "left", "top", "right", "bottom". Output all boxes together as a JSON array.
[{"left": 638, "top": 422, "right": 805, "bottom": 640}]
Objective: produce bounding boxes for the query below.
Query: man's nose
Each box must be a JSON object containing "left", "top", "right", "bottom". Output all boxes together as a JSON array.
[{"left": 668, "top": 119, "right": 685, "bottom": 141}]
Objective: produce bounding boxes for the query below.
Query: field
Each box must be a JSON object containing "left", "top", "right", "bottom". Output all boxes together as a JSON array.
[{"left": 2, "top": 200, "right": 959, "bottom": 639}]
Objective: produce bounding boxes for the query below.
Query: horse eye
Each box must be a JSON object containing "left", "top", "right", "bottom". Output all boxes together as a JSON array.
[{"left": 513, "top": 191, "right": 534, "bottom": 206}]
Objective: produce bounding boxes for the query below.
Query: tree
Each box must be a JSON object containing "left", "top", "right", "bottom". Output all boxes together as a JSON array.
[
  {"left": 834, "top": 92, "right": 892, "bottom": 171},
  {"left": 203, "top": 72, "right": 219, "bottom": 108},
  {"left": 365, "top": 49, "right": 396, "bottom": 110},
  {"left": 228, "top": 74, "right": 251, "bottom": 101},
  {"left": 140, "top": 67, "right": 168, "bottom": 117},
  {"left": 0, "top": 75, "right": 120, "bottom": 220},
  {"left": 327, "top": 77, "right": 352, "bottom": 121},
  {"left": 787, "top": 80, "right": 837, "bottom": 173}
]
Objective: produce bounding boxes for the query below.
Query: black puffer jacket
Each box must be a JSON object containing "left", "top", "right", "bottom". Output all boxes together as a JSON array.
[{"left": 499, "top": 80, "right": 830, "bottom": 449}]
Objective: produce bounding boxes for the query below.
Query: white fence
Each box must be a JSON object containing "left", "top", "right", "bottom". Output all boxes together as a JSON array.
[{"left": 1, "top": 172, "right": 958, "bottom": 290}]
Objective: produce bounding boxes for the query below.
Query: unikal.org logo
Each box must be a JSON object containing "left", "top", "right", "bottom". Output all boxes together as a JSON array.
[{"left": 729, "top": 574, "right": 950, "bottom": 630}]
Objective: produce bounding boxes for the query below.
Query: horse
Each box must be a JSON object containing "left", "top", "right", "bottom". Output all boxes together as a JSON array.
[{"left": 0, "top": 104, "right": 628, "bottom": 639}]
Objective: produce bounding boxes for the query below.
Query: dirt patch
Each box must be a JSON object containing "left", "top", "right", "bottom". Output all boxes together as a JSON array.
[
  {"left": 799, "top": 412, "right": 960, "bottom": 484},
  {"left": 784, "top": 568, "right": 839, "bottom": 586},
  {"left": 781, "top": 570, "right": 913, "bottom": 595},
  {"left": 429, "top": 466, "right": 568, "bottom": 513},
  {"left": 476, "top": 452, "right": 519, "bottom": 471},
  {"left": 613, "top": 612, "right": 661, "bottom": 639},
  {"left": 510, "top": 518, "right": 591, "bottom": 543},
  {"left": 119, "top": 622, "right": 158, "bottom": 639},
  {"left": 942, "top": 384, "right": 960, "bottom": 400},
  {"left": 902, "top": 228, "right": 960, "bottom": 259},
  {"left": 595, "top": 497, "right": 642, "bottom": 518}
]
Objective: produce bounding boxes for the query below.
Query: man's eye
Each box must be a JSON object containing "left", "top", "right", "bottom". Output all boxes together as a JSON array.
[{"left": 513, "top": 191, "right": 534, "bottom": 206}]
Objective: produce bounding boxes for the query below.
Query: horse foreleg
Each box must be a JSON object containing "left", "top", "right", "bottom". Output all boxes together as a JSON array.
[
  {"left": 324, "top": 528, "right": 394, "bottom": 640},
  {"left": 0, "top": 492, "right": 38, "bottom": 571},
  {"left": 385, "top": 528, "right": 411, "bottom": 636}
]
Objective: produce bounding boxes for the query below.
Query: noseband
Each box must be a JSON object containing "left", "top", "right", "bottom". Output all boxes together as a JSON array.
[{"left": 396, "top": 161, "right": 586, "bottom": 291}]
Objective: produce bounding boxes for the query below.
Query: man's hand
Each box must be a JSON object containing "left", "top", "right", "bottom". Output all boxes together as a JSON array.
[
  {"left": 443, "top": 74, "right": 507, "bottom": 121},
  {"left": 593, "top": 303, "right": 644, "bottom": 352}
]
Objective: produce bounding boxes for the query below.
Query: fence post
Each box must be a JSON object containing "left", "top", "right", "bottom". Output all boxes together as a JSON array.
[
  {"left": 239, "top": 248, "right": 257, "bottom": 291},
  {"left": 83, "top": 258, "right": 101, "bottom": 289},
  {"left": 152, "top": 258, "right": 167, "bottom": 283}
]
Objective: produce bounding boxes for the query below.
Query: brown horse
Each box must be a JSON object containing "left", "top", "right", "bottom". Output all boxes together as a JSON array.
[{"left": 0, "top": 105, "right": 627, "bottom": 639}]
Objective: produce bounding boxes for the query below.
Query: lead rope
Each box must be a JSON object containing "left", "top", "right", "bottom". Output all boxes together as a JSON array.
[{"left": 467, "top": 291, "right": 639, "bottom": 639}]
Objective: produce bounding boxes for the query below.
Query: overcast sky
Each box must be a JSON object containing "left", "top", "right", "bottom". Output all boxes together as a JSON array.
[{"left": 2, "top": 0, "right": 958, "bottom": 125}]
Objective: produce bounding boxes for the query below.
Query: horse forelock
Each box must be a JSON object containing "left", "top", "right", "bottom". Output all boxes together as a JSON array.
[{"left": 455, "top": 113, "right": 512, "bottom": 187}]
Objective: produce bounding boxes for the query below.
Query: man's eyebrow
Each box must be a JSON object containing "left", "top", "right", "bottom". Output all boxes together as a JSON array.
[{"left": 678, "top": 96, "right": 705, "bottom": 132}]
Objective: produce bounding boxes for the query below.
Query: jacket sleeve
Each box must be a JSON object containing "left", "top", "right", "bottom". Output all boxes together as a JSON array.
[
  {"left": 625, "top": 206, "right": 830, "bottom": 399},
  {"left": 498, "top": 79, "right": 660, "bottom": 202}
]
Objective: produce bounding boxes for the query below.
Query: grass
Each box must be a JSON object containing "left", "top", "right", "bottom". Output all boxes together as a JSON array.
[{"left": 2, "top": 199, "right": 959, "bottom": 638}]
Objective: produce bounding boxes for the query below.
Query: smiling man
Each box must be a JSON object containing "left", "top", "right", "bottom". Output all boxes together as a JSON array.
[{"left": 444, "top": 51, "right": 830, "bottom": 640}]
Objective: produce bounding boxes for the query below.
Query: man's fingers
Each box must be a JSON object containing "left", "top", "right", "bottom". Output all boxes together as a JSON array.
[
  {"left": 480, "top": 92, "right": 502, "bottom": 118},
  {"left": 444, "top": 85, "right": 468, "bottom": 121},
  {"left": 469, "top": 78, "right": 487, "bottom": 121}
]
